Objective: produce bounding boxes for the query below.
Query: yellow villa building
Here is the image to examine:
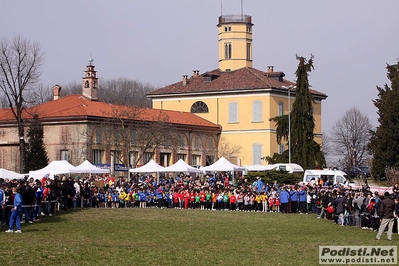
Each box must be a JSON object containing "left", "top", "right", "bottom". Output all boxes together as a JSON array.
[{"left": 148, "top": 14, "right": 327, "bottom": 166}]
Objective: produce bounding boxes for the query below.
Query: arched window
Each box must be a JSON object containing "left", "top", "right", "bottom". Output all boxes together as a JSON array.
[
  {"left": 191, "top": 101, "right": 209, "bottom": 113},
  {"left": 85, "top": 80, "right": 89, "bottom": 88}
]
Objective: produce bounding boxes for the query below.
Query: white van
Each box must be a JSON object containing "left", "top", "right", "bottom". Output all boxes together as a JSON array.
[{"left": 302, "top": 169, "right": 352, "bottom": 186}]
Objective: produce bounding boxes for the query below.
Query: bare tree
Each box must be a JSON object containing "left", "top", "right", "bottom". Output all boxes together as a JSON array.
[
  {"left": 103, "top": 106, "right": 178, "bottom": 174},
  {"left": 0, "top": 36, "right": 44, "bottom": 172},
  {"left": 99, "top": 78, "right": 154, "bottom": 107},
  {"left": 330, "top": 107, "right": 372, "bottom": 171},
  {"left": 60, "top": 80, "right": 82, "bottom": 96},
  {"left": 25, "top": 83, "right": 52, "bottom": 105},
  {"left": 218, "top": 136, "right": 242, "bottom": 161}
]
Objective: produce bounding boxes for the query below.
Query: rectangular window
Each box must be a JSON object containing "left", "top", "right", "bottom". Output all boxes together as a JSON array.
[
  {"left": 143, "top": 152, "right": 153, "bottom": 164},
  {"left": 113, "top": 151, "right": 121, "bottom": 164},
  {"left": 247, "top": 43, "right": 251, "bottom": 60},
  {"left": 278, "top": 102, "right": 284, "bottom": 116},
  {"left": 191, "top": 155, "right": 201, "bottom": 166},
  {"left": 224, "top": 43, "right": 232, "bottom": 59},
  {"left": 252, "top": 144, "right": 262, "bottom": 165},
  {"left": 177, "top": 154, "right": 186, "bottom": 162},
  {"left": 252, "top": 101, "right": 262, "bottom": 122},
  {"left": 61, "top": 150, "right": 69, "bottom": 161},
  {"left": 228, "top": 102, "right": 238, "bottom": 123},
  {"left": 160, "top": 153, "right": 171, "bottom": 167},
  {"left": 92, "top": 150, "right": 103, "bottom": 164}
]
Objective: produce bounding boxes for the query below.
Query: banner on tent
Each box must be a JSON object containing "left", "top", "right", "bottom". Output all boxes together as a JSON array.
[{"left": 95, "top": 164, "right": 133, "bottom": 172}]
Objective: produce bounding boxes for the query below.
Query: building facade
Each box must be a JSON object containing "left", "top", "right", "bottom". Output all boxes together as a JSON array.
[
  {"left": 0, "top": 61, "right": 221, "bottom": 174},
  {"left": 147, "top": 14, "right": 328, "bottom": 166}
]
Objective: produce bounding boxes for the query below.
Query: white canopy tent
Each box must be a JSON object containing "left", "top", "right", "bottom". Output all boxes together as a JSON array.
[
  {"left": 129, "top": 159, "right": 165, "bottom": 173},
  {"left": 29, "top": 160, "right": 81, "bottom": 180},
  {"left": 159, "top": 159, "right": 202, "bottom": 173},
  {"left": 200, "top": 157, "right": 246, "bottom": 172},
  {"left": 0, "top": 168, "right": 25, "bottom": 180},
  {"left": 200, "top": 157, "right": 246, "bottom": 184},
  {"left": 75, "top": 160, "right": 110, "bottom": 174}
]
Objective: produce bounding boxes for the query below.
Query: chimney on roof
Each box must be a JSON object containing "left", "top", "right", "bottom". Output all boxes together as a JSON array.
[
  {"left": 193, "top": 70, "right": 200, "bottom": 77},
  {"left": 182, "top": 75, "right": 188, "bottom": 86},
  {"left": 267, "top": 66, "right": 274, "bottom": 73},
  {"left": 53, "top": 85, "right": 61, "bottom": 100}
]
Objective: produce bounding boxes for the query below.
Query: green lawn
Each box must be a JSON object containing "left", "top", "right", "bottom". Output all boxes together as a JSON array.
[{"left": 0, "top": 208, "right": 396, "bottom": 266}]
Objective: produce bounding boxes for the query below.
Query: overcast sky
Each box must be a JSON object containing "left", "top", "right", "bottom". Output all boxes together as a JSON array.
[{"left": 2, "top": 0, "right": 399, "bottom": 135}]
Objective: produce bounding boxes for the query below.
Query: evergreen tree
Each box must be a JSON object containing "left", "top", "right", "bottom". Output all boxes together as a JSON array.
[
  {"left": 369, "top": 60, "right": 399, "bottom": 178},
  {"left": 266, "top": 55, "right": 325, "bottom": 168},
  {"left": 24, "top": 114, "right": 49, "bottom": 172}
]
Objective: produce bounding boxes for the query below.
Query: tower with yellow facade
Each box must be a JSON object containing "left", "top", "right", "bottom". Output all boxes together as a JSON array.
[{"left": 147, "top": 13, "right": 327, "bottom": 167}]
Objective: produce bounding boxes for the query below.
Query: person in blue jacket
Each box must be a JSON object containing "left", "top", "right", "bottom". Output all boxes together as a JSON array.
[
  {"left": 298, "top": 187, "right": 308, "bottom": 214},
  {"left": 279, "top": 187, "right": 290, "bottom": 213},
  {"left": 290, "top": 186, "right": 299, "bottom": 213},
  {"left": 5, "top": 187, "right": 23, "bottom": 233}
]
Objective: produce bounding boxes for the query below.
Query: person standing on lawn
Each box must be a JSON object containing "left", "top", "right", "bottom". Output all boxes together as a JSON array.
[
  {"left": 376, "top": 192, "right": 395, "bottom": 241},
  {"left": 5, "top": 187, "right": 23, "bottom": 233}
]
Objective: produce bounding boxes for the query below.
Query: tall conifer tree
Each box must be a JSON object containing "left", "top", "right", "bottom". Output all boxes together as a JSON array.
[
  {"left": 267, "top": 55, "right": 325, "bottom": 168},
  {"left": 24, "top": 114, "right": 49, "bottom": 172},
  {"left": 290, "top": 55, "right": 325, "bottom": 169},
  {"left": 369, "top": 60, "right": 399, "bottom": 178}
]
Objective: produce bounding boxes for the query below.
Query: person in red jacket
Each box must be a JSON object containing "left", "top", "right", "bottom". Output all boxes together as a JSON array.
[
  {"left": 229, "top": 193, "right": 237, "bottom": 211},
  {"left": 268, "top": 196, "right": 275, "bottom": 212},
  {"left": 178, "top": 190, "right": 184, "bottom": 209},
  {"left": 183, "top": 190, "right": 190, "bottom": 209},
  {"left": 275, "top": 196, "right": 281, "bottom": 213},
  {"left": 173, "top": 191, "right": 179, "bottom": 208}
]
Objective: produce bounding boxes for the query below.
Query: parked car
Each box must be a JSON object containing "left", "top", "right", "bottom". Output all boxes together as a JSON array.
[
  {"left": 358, "top": 166, "right": 371, "bottom": 178},
  {"left": 345, "top": 167, "right": 367, "bottom": 179}
]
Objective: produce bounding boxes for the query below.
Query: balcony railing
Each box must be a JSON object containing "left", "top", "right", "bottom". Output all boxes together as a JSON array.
[{"left": 219, "top": 15, "right": 252, "bottom": 24}]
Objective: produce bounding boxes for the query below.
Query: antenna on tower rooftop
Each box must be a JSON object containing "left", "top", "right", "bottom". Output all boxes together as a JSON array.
[
  {"left": 220, "top": 0, "right": 223, "bottom": 16},
  {"left": 241, "top": 0, "right": 244, "bottom": 16}
]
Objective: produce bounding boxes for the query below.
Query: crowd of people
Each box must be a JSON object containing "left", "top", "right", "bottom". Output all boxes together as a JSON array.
[{"left": 1, "top": 173, "right": 398, "bottom": 237}]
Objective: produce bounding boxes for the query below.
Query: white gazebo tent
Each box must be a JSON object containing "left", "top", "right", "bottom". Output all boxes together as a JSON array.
[
  {"left": 29, "top": 160, "right": 81, "bottom": 180},
  {"left": 200, "top": 157, "right": 246, "bottom": 184},
  {"left": 75, "top": 160, "right": 110, "bottom": 174},
  {"left": 0, "top": 168, "right": 25, "bottom": 180},
  {"left": 129, "top": 159, "right": 165, "bottom": 182},
  {"left": 159, "top": 159, "right": 202, "bottom": 174},
  {"left": 129, "top": 159, "right": 165, "bottom": 173}
]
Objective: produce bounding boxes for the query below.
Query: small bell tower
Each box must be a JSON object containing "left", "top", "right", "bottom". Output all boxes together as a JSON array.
[{"left": 82, "top": 57, "right": 98, "bottom": 101}]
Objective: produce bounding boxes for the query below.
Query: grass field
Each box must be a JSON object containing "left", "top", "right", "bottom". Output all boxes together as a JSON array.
[{"left": 0, "top": 208, "right": 396, "bottom": 266}]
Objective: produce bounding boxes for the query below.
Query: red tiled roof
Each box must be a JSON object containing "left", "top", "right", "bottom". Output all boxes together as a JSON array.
[
  {"left": 0, "top": 95, "right": 221, "bottom": 130},
  {"left": 147, "top": 67, "right": 327, "bottom": 98}
]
